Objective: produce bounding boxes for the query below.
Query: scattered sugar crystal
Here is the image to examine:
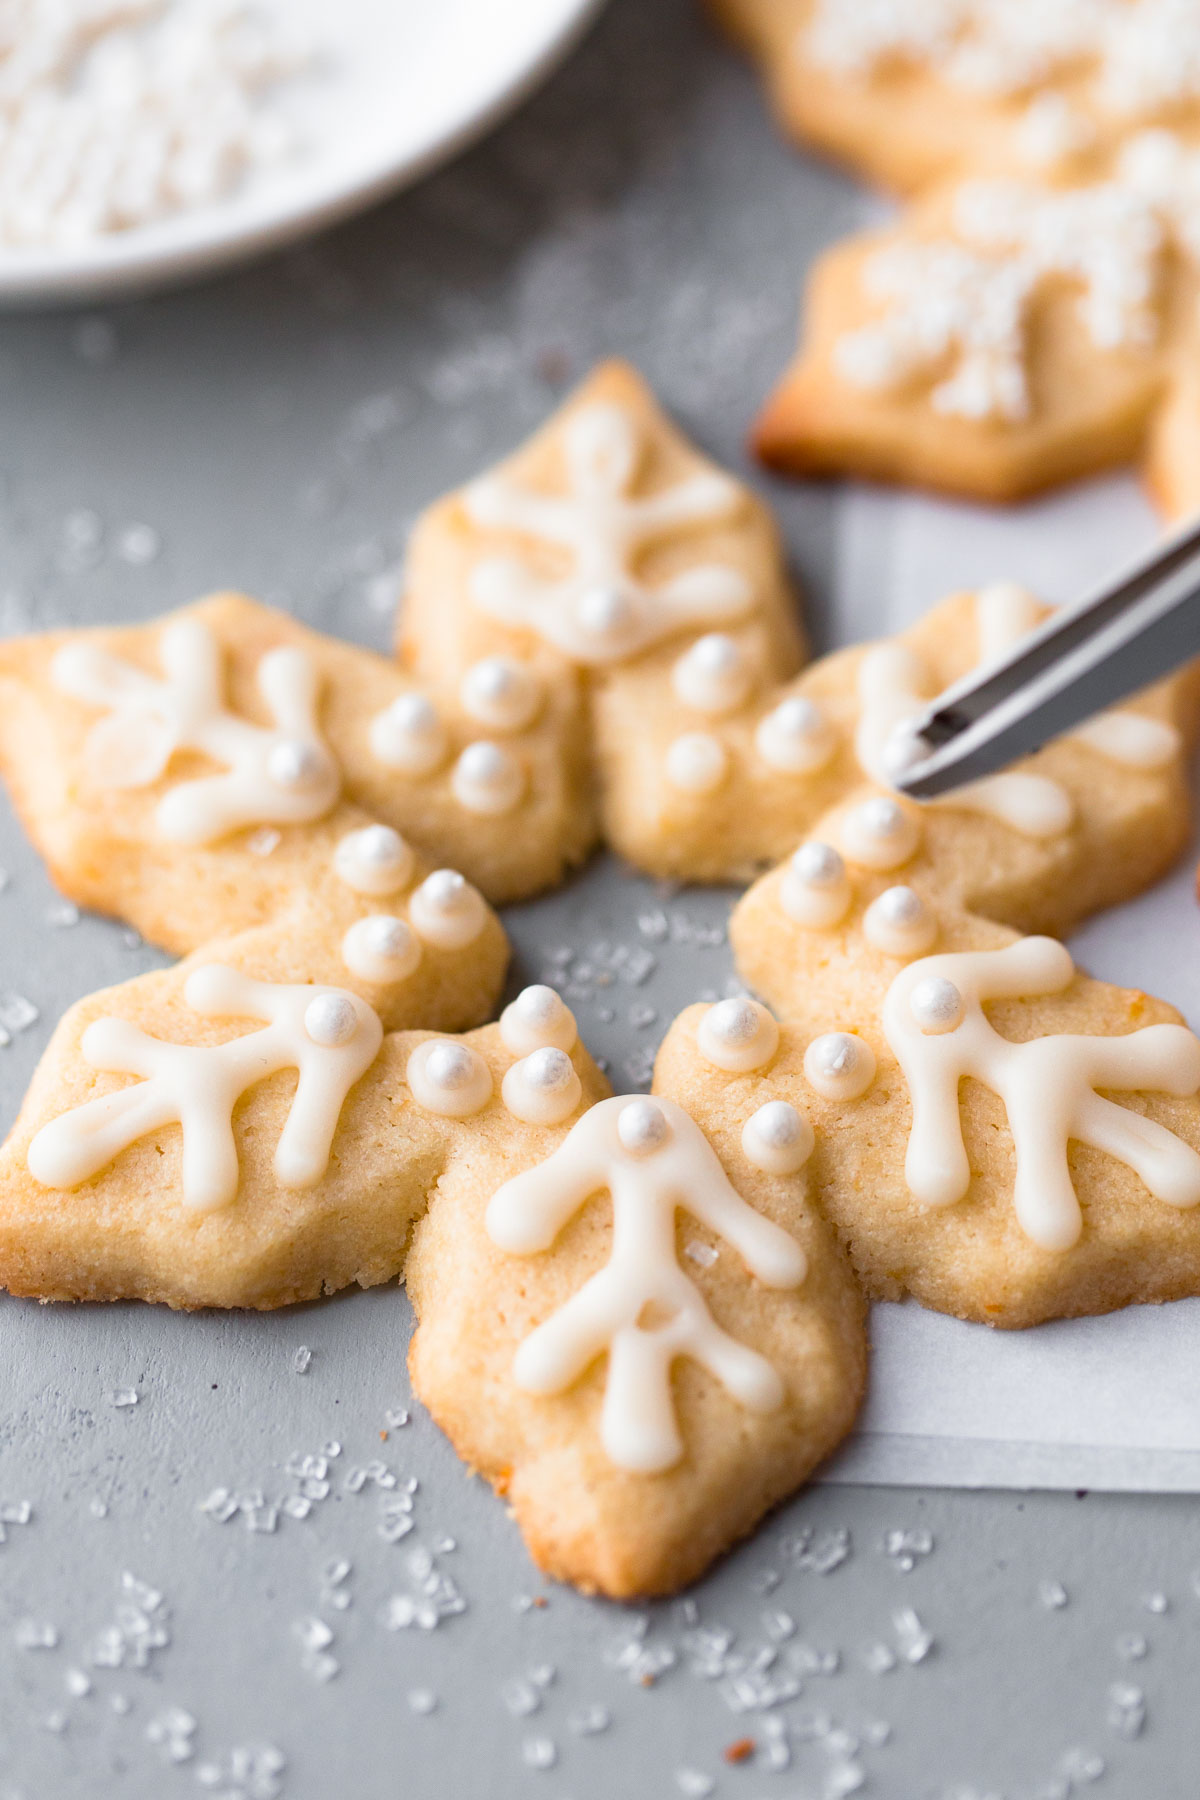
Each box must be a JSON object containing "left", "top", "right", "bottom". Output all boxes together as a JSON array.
[
  {"left": 0, "top": 994, "right": 38, "bottom": 1037},
  {"left": 788, "top": 1527, "right": 852, "bottom": 1574},
  {"left": 292, "top": 1346, "right": 312, "bottom": 1375},
  {"left": 522, "top": 1736, "right": 557, "bottom": 1771},
  {"left": 760, "top": 1715, "right": 791, "bottom": 1772},
  {"left": 502, "top": 1678, "right": 541, "bottom": 1718},
  {"left": 825, "top": 1762, "right": 866, "bottom": 1797},
  {"left": 384, "top": 1408, "right": 409, "bottom": 1428},
  {"left": 244, "top": 1504, "right": 279, "bottom": 1534},
  {"left": 1038, "top": 1579, "right": 1068, "bottom": 1609},
  {"left": 676, "top": 1772, "right": 715, "bottom": 1798},
  {"left": 65, "top": 1668, "right": 91, "bottom": 1697},
  {"left": 1061, "top": 1748, "right": 1105, "bottom": 1782},
  {"left": 883, "top": 1527, "right": 933, "bottom": 1571},
  {"left": 44, "top": 1710, "right": 67, "bottom": 1733},
  {"left": 323, "top": 1441, "right": 342, "bottom": 1457},
  {"left": 684, "top": 1240, "right": 718, "bottom": 1268},
  {"left": 47, "top": 900, "right": 80, "bottom": 927},
  {"left": 303, "top": 1651, "right": 339, "bottom": 1683},
  {"left": 862, "top": 1719, "right": 892, "bottom": 1747},
  {"left": 763, "top": 1609, "right": 796, "bottom": 1643},
  {"left": 861, "top": 1642, "right": 896, "bottom": 1675},
  {"left": 117, "top": 524, "right": 161, "bottom": 566},
  {"left": 89, "top": 1497, "right": 108, "bottom": 1518},
  {"left": 408, "top": 1688, "right": 437, "bottom": 1715},
  {"left": 1106, "top": 1681, "right": 1146, "bottom": 1740},
  {"left": 16, "top": 1619, "right": 58, "bottom": 1649},
  {"left": 282, "top": 1495, "right": 311, "bottom": 1520},
  {"left": 1116, "top": 1631, "right": 1148, "bottom": 1660},
  {"left": 568, "top": 1704, "right": 611, "bottom": 1735},
  {"left": 893, "top": 1607, "right": 933, "bottom": 1664},
  {"left": 110, "top": 1388, "right": 139, "bottom": 1408},
  {"left": 322, "top": 1558, "right": 351, "bottom": 1587},
  {"left": 247, "top": 827, "right": 281, "bottom": 857},
  {"left": 200, "top": 1487, "right": 238, "bottom": 1522},
  {"left": 0, "top": 1500, "right": 32, "bottom": 1524},
  {"left": 751, "top": 1566, "right": 781, "bottom": 1594},
  {"left": 294, "top": 1618, "right": 333, "bottom": 1652},
  {"left": 1142, "top": 1590, "right": 1168, "bottom": 1614}
]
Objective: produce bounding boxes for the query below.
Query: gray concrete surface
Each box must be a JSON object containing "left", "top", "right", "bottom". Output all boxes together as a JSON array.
[{"left": 0, "top": 3, "right": 1198, "bottom": 1796}]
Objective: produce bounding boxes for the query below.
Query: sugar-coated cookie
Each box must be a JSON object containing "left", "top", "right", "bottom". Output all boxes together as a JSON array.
[{"left": 408, "top": 1084, "right": 865, "bottom": 1597}]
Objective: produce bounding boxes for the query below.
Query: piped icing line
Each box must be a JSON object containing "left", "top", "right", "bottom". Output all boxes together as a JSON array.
[
  {"left": 26, "top": 969, "right": 383, "bottom": 1213},
  {"left": 881, "top": 937, "right": 1200, "bottom": 1251},
  {"left": 463, "top": 402, "right": 755, "bottom": 666},
  {"left": 51, "top": 617, "right": 341, "bottom": 846},
  {"left": 485, "top": 1095, "right": 807, "bottom": 1473}
]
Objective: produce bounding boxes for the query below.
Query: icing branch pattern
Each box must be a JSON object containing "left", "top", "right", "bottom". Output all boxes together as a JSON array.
[
  {"left": 882, "top": 938, "right": 1200, "bottom": 1250},
  {"left": 463, "top": 403, "right": 755, "bottom": 665},
  {"left": 51, "top": 616, "right": 341, "bottom": 844},
  {"left": 486, "top": 1095, "right": 807, "bottom": 1473},
  {"left": 27, "top": 970, "right": 383, "bottom": 1213}
]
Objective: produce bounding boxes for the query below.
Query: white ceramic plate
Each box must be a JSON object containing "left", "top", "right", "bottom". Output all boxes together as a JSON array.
[{"left": 0, "top": 0, "right": 606, "bottom": 306}]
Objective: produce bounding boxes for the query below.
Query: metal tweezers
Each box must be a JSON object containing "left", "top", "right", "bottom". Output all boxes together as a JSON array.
[{"left": 894, "top": 514, "right": 1200, "bottom": 800}]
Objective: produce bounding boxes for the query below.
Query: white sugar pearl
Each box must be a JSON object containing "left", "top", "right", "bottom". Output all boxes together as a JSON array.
[
  {"left": 500, "top": 985, "right": 578, "bottom": 1056},
  {"left": 781, "top": 841, "right": 852, "bottom": 929},
  {"left": 617, "top": 1098, "right": 671, "bottom": 1156},
  {"left": 452, "top": 741, "right": 525, "bottom": 815},
  {"left": 407, "top": 1040, "right": 493, "bottom": 1118},
  {"left": 698, "top": 997, "right": 780, "bottom": 1073},
  {"left": 671, "top": 634, "right": 751, "bottom": 714},
  {"left": 755, "top": 695, "right": 837, "bottom": 774},
  {"left": 408, "top": 869, "right": 488, "bottom": 950},
  {"left": 502, "top": 1047, "right": 582, "bottom": 1126},
  {"left": 804, "top": 1032, "right": 876, "bottom": 1101},
  {"left": 304, "top": 993, "right": 360, "bottom": 1047},
  {"left": 578, "top": 585, "right": 635, "bottom": 640},
  {"left": 369, "top": 693, "right": 448, "bottom": 776},
  {"left": 863, "top": 885, "right": 937, "bottom": 957},
  {"left": 460, "top": 657, "right": 541, "bottom": 733},
  {"left": 910, "top": 976, "right": 965, "bottom": 1035},
  {"left": 334, "top": 825, "right": 414, "bottom": 897},
  {"left": 742, "top": 1101, "right": 814, "bottom": 1175},
  {"left": 268, "top": 739, "right": 328, "bottom": 792},
  {"left": 665, "top": 731, "right": 729, "bottom": 795},
  {"left": 341, "top": 914, "right": 421, "bottom": 984},
  {"left": 837, "top": 795, "right": 921, "bottom": 871},
  {"left": 879, "top": 720, "right": 926, "bottom": 783}
]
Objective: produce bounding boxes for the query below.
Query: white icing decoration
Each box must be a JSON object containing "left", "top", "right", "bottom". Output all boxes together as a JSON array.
[
  {"left": 333, "top": 824, "right": 414, "bottom": 897},
  {"left": 863, "top": 885, "right": 938, "bottom": 957},
  {"left": 671, "top": 633, "right": 752, "bottom": 714},
  {"left": 780, "top": 841, "right": 853, "bottom": 929},
  {"left": 51, "top": 617, "right": 340, "bottom": 846},
  {"left": 369, "top": 693, "right": 448, "bottom": 776},
  {"left": 486, "top": 1095, "right": 806, "bottom": 1473},
  {"left": 341, "top": 914, "right": 421, "bottom": 985},
  {"left": 804, "top": 1032, "right": 877, "bottom": 1102},
  {"left": 755, "top": 695, "right": 837, "bottom": 774},
  {"left": 665, "top": 731, "right": 729, "bottom": 795},
  {"left": 451, "top": 741, "right": 525, "bottom": 815},
  {"left": 742, "top": 1101, "right": 814, "bottom": 1175},
  {"left": 464, "top": 403, "right": 754, "bottom": 666},
  {"left": 837, "top": 795, "right": 922, "bottom": 870},
  {"left": 460, "top": 657, "right": 542, "bottom": 733},
  {"left": 406, "top": 1039, "right": 493, "bottom": 1118},
  {"left": 500, "top": 986, "right": 578, "bottom": 1057},
  {"left": 882, "top": 937, "right": 1200, "bottom": 1250},
  {"left": 408, "top": 870, "right": 488, "bottom": 951},
  {"left": 26, "top": 968, "right": 382, "bottom": 1213},
  {"left": 909, "top": 974, "right": 966, "bottom": 1034},
  {"left": 501, "top": 1047, "right": 583, "bottom": 1126},
  {"left": 698, "top": 997, "right": 780, "bottom": 1073}
]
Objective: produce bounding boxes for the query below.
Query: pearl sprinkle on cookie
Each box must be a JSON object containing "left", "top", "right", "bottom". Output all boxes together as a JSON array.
[
  {"left": 864, "top": 885, "right": 938, "bottom": 957},
  {"left": 341, "top": 915, "right": 421, "bottom": 984},
  {"left": 502, "top": 1047, "right": 583, "bottom": 1126},
  {"left": 837, "top": 796, "right": 921, "bottom": 871},
  {"left": 781, "top": 841, "right": 852, "bottom": 929},
  {"left": 407, "top": 1040, "right": 493, "bottom": 1118},
  {"left": 671, "top": 633, "right": 752, "bottom": 714},
  {"left": 452, "top": 741, "right": 526, "bottom": 815},
  {"left": 369, "top": 693, "right": 448, "bottom": 776},
  {"left": 755, "top": 695, "right": 837, "bottom": 773},
  {"left": 460, "top": 657, "right": 542, "bottom": 732},
  {"left": 500, "top": 986, "right": 578, "bottom": 1057},
  {"left": 267, "top": 739, "right": 332, "bottom": 793},
  {"left": 616, "top": 1097, "right": 672, "bottom": 1155},
  {"left": 698, "top": 997, "right": 780, "bottom": 1073},
  {"left": 407, "top": 870, "right": 487, "bottom": 950},
  {"left": 666, "top": 731, "right": 729, "bottom": 795},
  {"left": 910, "top": 975, "right": 966, "bottom": 1035},
  {"left": 304, "top": 993, "right": 362, "bottom": 1048},
  {"left": 804, "top": 1032, "right": 877, "bottom": 1101},
  {"left": 742, "top": 1101, "right": 814, "bottom": 1175},
  {"left": 334, "top": 825, "right": 415, "bottom": 897}
]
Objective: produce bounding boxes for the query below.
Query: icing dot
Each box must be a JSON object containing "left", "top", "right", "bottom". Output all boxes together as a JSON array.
[
  {"left": 578, "top": 585, "right": 635, "bottom": 641},
  {"left": 502, "top": 1047, "right": 583, "bottom": 1126},
  {"left": 268, "top": 739, "right": 330, "bottom": 793},
  {"left": 616, "top": 1098, "right": 671, "bottom": 1156},
  {"left": 742, "top": 1101, "right": 814, "bottom": 1176},
  {"left": 910, "top": 976, "right": 965, "bottom": 1035},
  {"left": 780, "top": 841, "right": 852, "bottom": 929},
  {"left": 341, "top": 914, "right": 421, "bottom": 984},
  {"left": 452, "top": 741, "right": 526, "bottom": 815},
  {"left": 369, "top": 693, "right": 448, "bottom": 776},
  {"left": 879, "top": 721, "right": 925, "bottom": 783},
  {"left": 460, "top": 657, "right": 542, "bottom": 733},
  {"left": 408, "top": 869, "right": 488, "bottom": 950},
  {"left": 837, "top": 795, "right": 921, "bottom": 871},
  {"left": 863, "top": 885, "right": 938, "bottom": 958},
  {"left": 334, "top": 825, "right": 415, "bottom": 897},
  {"left": 304, "top": 993, "right": 361, "bottom": 1048},
  {"left": 698, "top": 997, "right": 780, "bottom": 1074},
  {"left": 407, "top": 1039, "right": 493, "bottom": 1118},
  {"left": 671, "top": 634, "right": 751, "bottom": 714},
  {"left": 755, "top": 695, "right": 837, "bottom": 773},
  {"left": 665, "top": 731, "right": 729, "bottom": 795},
  {"left": 804, "top": 1032, "right": 876, "bottom": 1101},
  {"left": 500, "top": 985, "right": 578, "bottom": 1056}
]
